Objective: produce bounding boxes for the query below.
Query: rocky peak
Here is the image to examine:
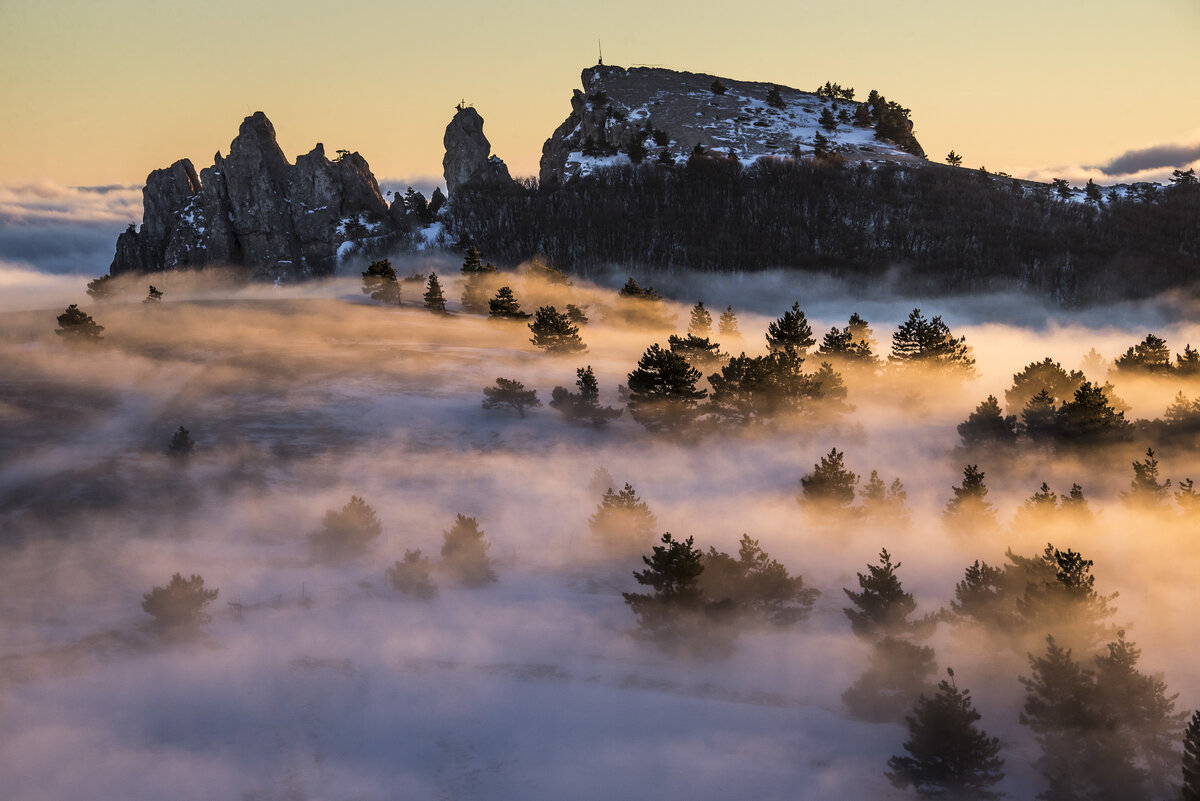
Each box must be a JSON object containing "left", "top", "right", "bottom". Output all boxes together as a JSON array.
[{"left": 443, "top": 106, "right": 513, "bottom": 195}]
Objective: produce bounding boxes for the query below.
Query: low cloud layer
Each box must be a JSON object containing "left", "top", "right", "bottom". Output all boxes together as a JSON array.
[{"left": 1012, "top": 132, "right": 1200, "bottom": 187}]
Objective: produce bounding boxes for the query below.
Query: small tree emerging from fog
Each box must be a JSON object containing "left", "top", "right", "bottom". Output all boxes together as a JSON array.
[
  {"left": 818, "top": 313, "right": 879, "bottom": 367},
  {"left": 1006, "top": 357, "right": 1086, "bottom": 413},
  {"left": 667, "top": 333, "right": 725, "bottom": 370},
  {"left": 56, "top": 304, "right": 104, "bottom": 340},
  {"left": 699, "top": 534, "right": 819, "bottom": 626},
  {"left": 488, "top": 286, "right": 530, "bottom": 320},
  {"left": 361, "top": 258, "right": 401, "bottom": 304},
  {"left": 1121, "top": 448, "right": 1172, "bottom": 507},
  {"left": 590, "top": 482, "right": 657, "bottom": 555},
  {"left": 144, "top": 285, "right": 163, "bottom": 304},
  {"left": 1054, "top": 381, "right": 1132, "bottom": 446},
  {"left": 1114, "top": 333, "right": 1173, "bottom": 375},
  {"left": 142, "top": 572, "right": 218, "bottom": 632},
  {"left": 550, "top": 365, "right": 622, "bottom": 426},
  {"left": 943, "top": 465, "right": 997, "bottom": 534},
  {"left": 440, "top": 514, "right": 496, "bottom": 587},
  {"left": 957, "top": 396, "right": 1017, "bottom": 450},
  {"left": 481, "top": 377, "right": 541, "bottom": 418},
  {"left": 766, "top": 302, "right": 816, "bottom": 353},
  {"left": 718, "top": 305, "right": 739, "bottom": 336},
  {"left": 86, "top": 274, "right": 114, "bottom": 300},
  {"left": 889, "top": 309, "right": 975, "bottom": 376},
  {"left": 623, "top": 533, "right": 729, "bottom": 650},
  {"left": 167, "top": 426, "right": 195, "bottom": 458},
  {"left": 887, "top": 670, "right": 1005, "bottom": 800},
  {"left": 309, "top": 495, "right": 382, "bottom": 560},
  {"left": 387, "top": 549, "right": 437, "bottom": 599},
  {"left": 844, "top": 549, "right": 924, "bottom": 639},
  {"left": 799, "top": 448, "right": 858, "bottom": 510},
  {"left": 844, "top": 636, "right": 938, "bottom": 722},
  {"left": 565, "top": 303, "right": 589, "bottom": 325},
  {"left": 423, "top": 273, "right": 447, "bottom": 313},
  {"left": 688, "top": 302, "right": 713, "bottom": 336},
  {"left": 529, "top": 305, "right": 587, "bottom": 353},
  {"left": 626, "top": 344, "right": 707, "bottom": 434}
]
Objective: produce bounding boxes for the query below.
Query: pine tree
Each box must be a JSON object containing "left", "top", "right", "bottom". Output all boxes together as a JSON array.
[
  {"left": 440, "top": 514, "right": 496, "bottom": 587},
  {"left": 1054, "top": 381, "right": 1132, "bottom": 446},
  {"left": 1114, "top": 334, "right": 1174, "bottom": 374},
  {"left": 1016, "top": 545, "right": 1118, "bottom": 652},
  {"left": 1085, "top": 179, "right": 1103, "bottom": 204},
  {"left": 361, "top": 258, "right": 401, "bottom": 304},
  {"left": 957, "top": 396, "right": 1018, "bottom": 450},
  {"left": 798, "top": 448, "right": 858, "bottom": 510},
  {"left": 55, "top": 304, "right": 105, "bottom": 340},
  {"left": 844, "top": 636, "right": 938, "bottom": 722},
  {"left": 699, "top": 534, "right": 819, "bottom": 626},
  {"left": 549, "top": 365, "right": 622, "bottom": 426},
  {"left": 487, "top": 285, "right": 531, "bottom": 319},
  {"left": 423, "top": 272, "right": 447, "bottom": 313},
  {"left": 309, "top": 495, "right": 383, "bottom": 560},
  {"left": 529, "top": 305, "right": 587, "bottom": 353},
  {"left": 626, "top": 344, "right": 707, "bottom": 433},
  {"left": 564, "top": 304, "right": 589, "bottom": 325},
  {"left": 1177, "top": 345, "right": 1200, "bottom": 376},
  {"left": 766, "top": 302, "right": 815, "bottom": 353},
  {"left": 589, "top": 482, "right": 657, "bottom": 555},
  {"left": 141, "top": 573, "right": 218, "bottom": 633},
  {"left": 1183, "top": 710, "right": 1200, "bottom": 801},
  {"left": 818, "top": 313, "right": 879, "bottom": 366},
  {"left": 889, "top": 308, "right": 975, "bottom": 375},
  {"left": 1021, "top": 389, "right": 1059, "bottom": 443},
  {"left": 718, "top": 305, "right": 739, "bottom": 336},
  {"left": 812, "top": 131, "right": 832, "bottom": 159},
  {"left": 1006, "top": 358, "right": 1086, "bottom": 414},
  {"left": 819, "top": 107, "right": 838, "bottom": 132},
  {"left": 460, "top": 249, "right": 499, "bottom": 313},
  {"left": 1121, "top": 448, "right": 1172, "bottom": 507},
  {"left": 481, "top": 377, "right": 541, "bottom": 418},
  {"left": 944, "top": 465, "right": 997, "bottom": 534},
  {"left": 621, "top": 532, "right": 708, "bottom": 640},
  {"left": 167, "top": 425, "right": 195, "bottom": 458},
  {"left": 1177, "top": 478, "right": 1200, "bottom": 512},
  {"left": 688, "top": 301, "right": 713, "bottom": 336},
  {"left": 859, "top": 470, "right": 909, "bottom": 522},
  {"left": 386, "top": 549, "right": 437, "bottom": 599},
  {"left": 766, "top": 85, "right": 786, "bottom": 109},
  {"left": 143, "top": 285, "right": 163, "bottom": 304},
  {"left": 887, "top": 671, "right": 1005, "bottom": 800},
  {"left": 667, "top": 332, "right": 725, "bottom": 369},
  {"left": 710, "top": 78, "right": 727, "bottom": 95},
  {"left": 843, "top": 548, "right": 921, "bottom": 639},
  {"left": 86, "top": 274, "right": 114, "bottom": 299},
  {"left": 945, "top": 150, "right": 964, "bottom": 167}
]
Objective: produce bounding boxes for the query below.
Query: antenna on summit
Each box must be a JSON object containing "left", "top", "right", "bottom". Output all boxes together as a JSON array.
[{"left": 597, "top": 39, "right": 603, "bottom": 66}]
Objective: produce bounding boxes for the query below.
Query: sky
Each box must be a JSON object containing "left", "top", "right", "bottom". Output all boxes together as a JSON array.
[{"left": 1, "top": 0, "right": 1198, "bottom": 190}]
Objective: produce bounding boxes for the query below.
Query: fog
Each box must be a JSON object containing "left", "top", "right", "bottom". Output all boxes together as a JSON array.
[{"left": 2, "top": 262, "right": 1200, "bottom": 800}]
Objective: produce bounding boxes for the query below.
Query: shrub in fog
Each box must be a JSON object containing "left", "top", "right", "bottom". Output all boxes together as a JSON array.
[
  {"left": 142, "top": 572, "right": 218, "bottom": 633},
  {"left": 309, "top": 496, "right": 382, "bottom": 560}
]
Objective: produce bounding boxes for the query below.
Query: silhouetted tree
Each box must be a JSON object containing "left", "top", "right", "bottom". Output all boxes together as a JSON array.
[
  {"left": 844, "top": 548, "right": 922, "bottom": 639},
  {"left": 440, "top": 514, "right": 496, "bottom": 587},
  {"left": 386, "top": 549, "right": 437, "bottom": 599},
  {"left": 590, "top": 482, "right": 657, "bottom": 555},
  {"left": 944, "top": 465, "right": 997, "bottom": 534},
  {"left": 710, "top": 78, "right": 727, "bottom": 95},
  {"left": 481, "top": 377, "right": 541, "bottom": 418},
  {"left": 1114, "top": 334, "right": 1174, "bottom": 374},
  {"left": 626, "top": 344, "right": 707, "bottom": 433},
  {"left": 167, "top": 426, "right": 194, "bottom": 458},
  {"left": 361, "top": 258, "right": 401, "bottom": 304},
  {"left": 1006, "top": 357, "right": 1086, "bottom": 413},
  {"left": 667, "top": 332, "right": 725, "bottom": 369},
  {"left": 142, "top": 572, "right": 218, "bottom": 633},
  {"left": 423, "top": 273, "right": 447, "bottom": 313},
  {"left": 765, "top": 85, "right": 786, "bottom": 108},
  {"left": 945, "top": 150, "right": 964, "bottom": 167},
  {"left": 549, "top": 365, "right": 622, "bottom": 426},
  {"left": 56, "top": 304, "right": 104, "bottom": 340},
  {"left": 687, "top": 301, "right": 713, "bottom": 336},
  {"left": 700, "top": 534, "right": 819, "bottom": 626},
  {"left": 889, "top": 309, "right": 975, "bottom": 375},
  {"left": 1054, "top": 381, "right": 1132, "bottom": 446},
  {"left": 622, "top": 532, "right": 717, "bottom": 645},
  {"left": 488, "top": 285, "right": 531, "bottom": 319},
  {"left": 1183, "top": 710, "right": 1200, "bottom": 801},
  {"left": 143, "top": 285, "right": 163, "bottom": 304},
  {"left": 799, "top": 448, "right": 858, "bottom": 510},
  {"left": 86, "top": 274, "right": 114, "bottom": 299},
  {"left": 529, "top": 305, "right": 587, "bottom": 353},
  {"left": 958, "top": 396, "right": 1018, "bottom": 450},
  {"left": 309, "top": 496, "right": 383, "bottom": 560},
  {"left": 766, "top": 302, "right": 815, "bottom": 353},
  {"left": 1121, "top": 448, "right": 1172, "bottom": 507},
  {"left": 887, "top": 671, "right": 1005, "bottom": 800}
]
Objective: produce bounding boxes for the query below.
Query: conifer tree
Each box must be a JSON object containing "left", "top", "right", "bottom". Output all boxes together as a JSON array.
[
  {"left": 167, "top": 425, "right": 195, "bottom": 458},
  {"left": 141, "top": 573, "right": 218, "bottom": 633},
  {"left": 798, "top": 448, "right": 858, "bottom": 510},
  {"left": 309, "top": 496, "right": 383, "bottom": 560},
  {"left": 887, "top": 670, "right": 1005, "bottom": 800},
  {"left": 766, "top": 301, "right": 815, "bottom": 353},
  {"left": 626, "top": 344, "right": 707, "bottom": 433},
  {"left": 1114, "top": 334, "right": 1174, "bottom": 374},
  {"left": 361, "top": 258, "right": 401, "bottom": 304},
  {"left": 945, "top": 150, "right": 964, "bottom": 167},
  {"left": 1183, "top": 710, "right": 1200, "bottom": 801},
  {"left": 564, "top": 304, "right": 589, "bottom": 325},
  {"left": 56, "top": 304, "right": 105, "bottom": 340},
  {"left": 1006, "top": 358, "right": 1086, "bottom": 412},
  {"left": 1176, "top": 478, "right": 1200, "bottom": 512},
  {"left": 812, "top": 132, "right": 832, "bottom": 159},
  {"left": 889, "top": 309, "right": 975, "bottom": 375},
  {"left": 1054, "top": 381, "right": 1132, "bottom": 446},
  {"left": 1016, "top": 545, "right": 1118, "bottom": 651},
  {"left": 1021, "top": 389, "right": 1060, "bottom": 443},
  {"left": 667, "top": 332, "right": 726, "bottom": 369},
  {"left": 144, "top": 285, "right": 163, "bottom": 304},
  {"left": 1177, "top": 345, "right": 1200, "bottom": 376},
  {"left": 622, "top": 532, "right": 708, "bottom": 641},
  {"left": 943, "top": 465, "right": 997, "bottom": 533},
  {"left": 440, "top": 514, "right": 496, "bottom": 587},
  {"left": 423, "top": 272, "right": 447, "bottom": 313},
  {"left": 859, "top": 470, "right": 909, "bottom": 522},
  {"left": 481, "top": 377, "right": 541, "bottom": 418},
  {"left": 589, "top": 482, "right": 657, "bottom": 554},
  {"left": 843, "top": 548, "right": 921, "bottom": 639},
  {"left": 957, "top": 396, "right": 1018, "bottom": 450},
  {"left": 699, "top": 534, "right": 819, "bottom": 626},
  {"left": 843, "top": 636, "right": 938, "bottom": 722},
  {"left": 819, "top": 107, "right": 838, "bottom": 132},
  {"left": 529, "top": 305, "right": 587, "bottom": 353},
  {"left": 1121, "top": 448, "right": 1172, "bottom": 507},
  {"left": 487, "top": 285, "right": 531, "bottom": 319},
  {"left": 688, "top": 301, "right": 713, "bottom": 336},
  {"left": 718, "top": 305, "right": 739, "bottom": 336},
  {"left": 765, "top": 85, "right": 786, "bottom": 108},
  {"left": 386, "top": 549, "right": 437, "bottom": 599},
  {"left": 549, "top": 365, "right": 622, "bottom": 426},
  {"left": 86, "top": 274, "right": 114, "bottom": 299},
  {"left": 459, "top": 248, "right": 499, "bottom": 314},
  {"left": 818, "top": 313, "right": 879, "bottom": 366}
]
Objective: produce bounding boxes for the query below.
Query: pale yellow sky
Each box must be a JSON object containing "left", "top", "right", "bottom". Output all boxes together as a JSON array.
[{"left": 1, "top": 0, "right": 1197, "bottom": 187}]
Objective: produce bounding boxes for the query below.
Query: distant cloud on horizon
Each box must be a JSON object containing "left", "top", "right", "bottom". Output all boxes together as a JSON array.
[
  {"left": 1011, "top": 132, "right": 1200, "bottom": 187},
  {"left": 0, "top": 181, "right": 141, "bottom": 227}
]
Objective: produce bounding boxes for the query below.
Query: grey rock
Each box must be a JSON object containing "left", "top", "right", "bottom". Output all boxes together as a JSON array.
[{"left": 442, "top": 106, "right": 513, "bottom": 195}]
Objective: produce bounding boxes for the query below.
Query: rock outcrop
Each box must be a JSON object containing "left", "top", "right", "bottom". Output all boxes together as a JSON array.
[
  {"left": 110, "top": 112, "right": 398, "bottom": 280},
  {"left": 442, "top": 106, "right": 513, "bottom": 195},
  {"left": 539, "top": 64, "right": 926, "bottom": 186}
]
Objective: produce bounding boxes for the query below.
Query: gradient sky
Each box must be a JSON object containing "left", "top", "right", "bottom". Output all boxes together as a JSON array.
[{"left": 1, "top": 0, "right": 1198, "bottom": 188}]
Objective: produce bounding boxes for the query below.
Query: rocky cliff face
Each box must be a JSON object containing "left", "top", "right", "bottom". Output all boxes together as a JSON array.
[
  {"left": 539, "top": 65, "right": 926, "bottom": 186},
  {"left": 110, "top": 112, "right": 399, "bottom": 280},
  {"left": 443, "top": 106, "right": 513, "bottom": 195}
]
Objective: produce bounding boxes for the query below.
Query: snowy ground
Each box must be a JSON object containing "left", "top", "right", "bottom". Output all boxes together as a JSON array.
[{"left": 2, "top": 269, "right": 1200, "bottom": 800}]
